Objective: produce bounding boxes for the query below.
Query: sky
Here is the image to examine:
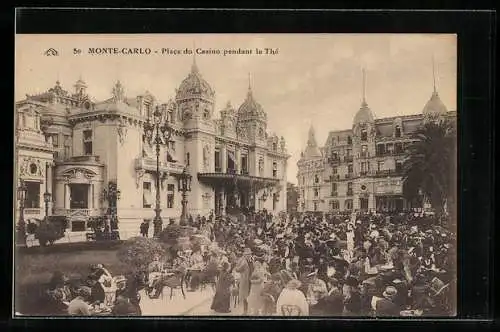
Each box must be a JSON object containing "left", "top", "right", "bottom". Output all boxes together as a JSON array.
[{"left": 15, "top": 34, "right": 457, "bottom": 184}]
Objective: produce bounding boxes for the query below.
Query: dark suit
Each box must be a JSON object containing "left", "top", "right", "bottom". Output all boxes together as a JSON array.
[{"left": 375, "top": 298, "right": 401, "bottom": 317}]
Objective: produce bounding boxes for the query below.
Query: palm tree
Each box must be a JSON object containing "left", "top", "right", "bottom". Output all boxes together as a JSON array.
[{"left": 402, "top": 118, "right": 457, "bottom": 225}]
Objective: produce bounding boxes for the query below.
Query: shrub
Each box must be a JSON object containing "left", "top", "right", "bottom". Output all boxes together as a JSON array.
[
  {"left": 158, "top": 225, "right": 196, "bottom": 246},
  {"left": 35, "top": 221, "right": 65, "bottom": 247},
  {"left": 116, "top": 237, "right": 166, "bottom": 272}
]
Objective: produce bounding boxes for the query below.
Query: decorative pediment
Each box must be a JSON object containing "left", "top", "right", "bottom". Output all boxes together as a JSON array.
[
  {"left": 61, "top": 168, "right": 97, "bottom": 181},
  {"left": 19, "top": 157, "right": 45, "bottom": 178}
]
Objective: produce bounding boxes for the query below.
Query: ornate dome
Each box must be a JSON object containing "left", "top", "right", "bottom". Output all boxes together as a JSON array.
[
  {"left": 353, "top": 101, "right": 375, "bottom": 125},
  {"left": 237, "top": 85, "right": 267, "bottom": 121},
  {"left": 422, "top": 91, "right": 448, "bottom": 115},
  {"left": 175, "top": 60, "right": 215, "bottom": 103},
  {"left": 303, "top": 125, "right": 322, "bottom": 159}
]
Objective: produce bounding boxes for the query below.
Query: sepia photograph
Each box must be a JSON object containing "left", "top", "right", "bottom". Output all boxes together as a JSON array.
[{"left": 14, "top": 33, "right": 457, "bottom": 317}]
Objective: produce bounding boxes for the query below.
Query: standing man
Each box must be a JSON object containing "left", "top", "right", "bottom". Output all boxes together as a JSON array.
[
  {"left": 140, "top": 220, "right": 149, "bottom": 237},
  {"left": 235, "top": 248, "right": 253, "bottom": 314}
]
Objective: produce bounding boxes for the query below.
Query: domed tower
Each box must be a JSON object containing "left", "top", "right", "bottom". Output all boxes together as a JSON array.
[
  {"left": 236, "top": 75, "right": 267, "bottom": 145},
  {"left": 175, "top": 56, "right": 215, "bottom": 130},
  {"left": 303, "top": 125, "right": 322, "bottom": 159},
  {"left": 26, "top": 80, "right": 77, "bottom": 162},
  {"left": 352, "top": 68, "right": 376, "bottom": 183},
  {"left": 423, "top": 59, "right": 448, "bottom": 123},
  {"left": 352, "top": 69, "right": 376, "bottom": 144}
]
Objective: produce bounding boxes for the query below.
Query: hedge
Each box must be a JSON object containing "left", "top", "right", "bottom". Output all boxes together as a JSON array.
[{"left": 16, "top": 240, "right": 124, "bottom": 255}]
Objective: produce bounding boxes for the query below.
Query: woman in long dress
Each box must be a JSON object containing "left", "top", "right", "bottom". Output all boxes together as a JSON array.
[
  {"left": 246, "top": 257, "right": 270, "bottom": 315},
  {"left": 210, "top": 262, "right": 234, "bottom": 313}
]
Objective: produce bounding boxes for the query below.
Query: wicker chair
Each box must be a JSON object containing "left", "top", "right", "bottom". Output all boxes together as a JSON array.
[
  {"left": 161, "top": 268, "right": 187, "bottom": 300},
  {"left": 280, "top": 304, "right": 303, "bottom": 316}
]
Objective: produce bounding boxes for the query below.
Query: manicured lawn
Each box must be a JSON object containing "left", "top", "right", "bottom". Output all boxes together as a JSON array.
[{"left": 15, "top": 246, "right": 129, "bottom": 315}]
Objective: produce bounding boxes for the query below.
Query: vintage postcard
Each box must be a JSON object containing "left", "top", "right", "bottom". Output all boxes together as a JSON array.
[{"left": 14, "top": 33, "right": 457, "bottom": 317}]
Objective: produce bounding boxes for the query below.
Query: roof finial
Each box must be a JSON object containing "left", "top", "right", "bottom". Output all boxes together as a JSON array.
[
  {"left": 192, "top": 41, "right": 198, "bottom": 73},
  {"left": 362, "top": 67, "right": 367, "bottom": 106},
  {"left": 248, "top": 73, "right": 252, "bottom": 92},
  {"left": 432, "top": 55, "right": 437, "bottom": 94}
]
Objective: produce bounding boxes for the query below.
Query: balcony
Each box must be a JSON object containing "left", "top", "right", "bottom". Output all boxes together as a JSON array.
[
  {"left": 330, "top": 191, "right": 338, "bottom": 197},
  {"left": 375, "top": 150, "right": 405, "bottom": 157},
  {"left": 215, "top": 166, "right": 222, "bottom": 173},
  {"left": 344, "top": 156, "right": 353, "bottom": 162},
  {"left": 347, "top": 190, "right": 353, "bottom": 196},
  {"left": 373, "top": 169, "right": 403, "bottom": 177},
  {"left": 135, "top": 157, "right": 185, "bottom": 174},
  {"left": 69, "top": 155, "right": 101, "bottom": 163},
  {"left": 345, "top": 173, "right": 353, "bottom": 179},
  {"left": 24, "top": 208, "right": 41, "bottom": 215},
  {"left": 328, "top": 157, "right": 341, "bottom": 165},
  {"left": 359, "top": 152, "right": 370, "bottom": 159},
  {"left": 53, "top": 208, "right": 103, "bottom": 218},
  {"left": 360, "top": 171, "right": 369, "bottom": 176}
]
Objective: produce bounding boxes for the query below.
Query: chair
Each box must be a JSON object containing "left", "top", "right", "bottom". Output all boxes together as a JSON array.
[
  {"left": 280, "top": 304, "right": 302, "bottom": 316},
  {"left": 161, "top": 269, "right": 186, "bottom": 300}
]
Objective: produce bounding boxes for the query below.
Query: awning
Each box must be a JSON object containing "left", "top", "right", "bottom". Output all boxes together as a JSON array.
[{"left": 197, "top": 172, "right": 279, "bottom": 191}]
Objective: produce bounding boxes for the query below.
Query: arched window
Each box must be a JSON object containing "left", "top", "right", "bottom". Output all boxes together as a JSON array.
[
  {"left": 272, "top": 142, "right": 277, "bottom": 151},
  {"left": 272, "top": 162, "right": 278, "bottom": 178},
  {"left": 186, "top": 152, "right": 190, "bottom": 166},
  {"left": 395, "top": 125, "right": 401, "bottom": 138},
  {"left": 314, "top": 175, "right": 319, "bottom": 183},
  {"left": 347, "top": 136, "right": 352, "bottom": 145},
  {"left": 361, "top": 129, "right": 368, "bottom": 141}
]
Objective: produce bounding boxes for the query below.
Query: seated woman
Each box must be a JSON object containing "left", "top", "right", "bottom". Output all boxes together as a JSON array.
[
  {"left": 88, "top": 274, "right": 105, "bottom": 305},
  {"left": 188, "top": 249, "right": 206, "bottom": 291},
  {"left": 147, "top": 254, "right": 165, "bottom": 298},
  {"left": 46, "top": 271, "right": 73, "bottom": 314}
]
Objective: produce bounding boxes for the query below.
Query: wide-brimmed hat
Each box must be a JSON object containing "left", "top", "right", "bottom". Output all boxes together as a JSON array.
[
  {"left": 383, "top": 286, "right": 398, "bottom": 298},
  {"left": 286, "top": 279, "right": 302, "bottom": 289}
]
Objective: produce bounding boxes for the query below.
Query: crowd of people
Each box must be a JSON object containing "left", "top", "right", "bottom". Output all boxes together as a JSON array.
[
  {"left": 43, "top": 208, "right": 456, "bottom": 317},
  {"left": 182, "top": 209, "right": 456, "bottom": 316}
]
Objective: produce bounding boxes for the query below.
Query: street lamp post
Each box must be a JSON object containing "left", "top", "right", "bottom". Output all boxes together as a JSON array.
[
  {"left": 144, "top": 105, "right": 173, "bottom": 236},
  {"left": 178, "top": 167, "right": 192, "bottom": 225},
  {"left": 102, "top": 181, "right": 121, "bottom": 232},
  {"left": 17, "top": 180, "right": 28, "bottom": 245},
  {"left": 43, "top": 162, "right": 51, "bottom": 220}
]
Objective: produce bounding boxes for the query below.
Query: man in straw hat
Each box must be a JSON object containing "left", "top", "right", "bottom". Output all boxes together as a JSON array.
[
  {"left": 375, "top": 285, "right": 401, "bottom": 316},
  {"left": 234, "top": 247, "right": 253, "bottom": 314}
]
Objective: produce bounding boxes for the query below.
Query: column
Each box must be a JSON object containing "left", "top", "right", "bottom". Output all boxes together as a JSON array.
[
  {"left": 353, "top": 194, "right": 360, "bottom": 211},
  {"left": 221, "top": 145, "right": 227, "bottom": 173},
  {"left": 235, "top": 149, "right": 241, "bottom": 174},
  {"left": 90, "top": 184, "right": 95, "bottom": 209},
  {"left": 368, "top": 193, "right": 375, "bottom": 212},
  {"left": 64, "top": 184, "right": 70, "bottom": 209},
  {"left": 221, "top": 189, "right": 226, "bottom": 215}
]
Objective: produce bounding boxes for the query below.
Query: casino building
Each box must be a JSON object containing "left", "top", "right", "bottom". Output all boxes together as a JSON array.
[
  {"left": 297, "top": 72, "right": 456, "bottom": 213},
  {"left": 15, "top": 59, "right": 289, "bottom": 239}
]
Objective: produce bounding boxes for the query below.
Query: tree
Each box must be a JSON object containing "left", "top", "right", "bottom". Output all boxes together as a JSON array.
[
  {"left": 402, "top": 118, "right": 457, "bottom": 225},
  {"left": 116, "top": 236, "right": 166, "bottom": 273}
]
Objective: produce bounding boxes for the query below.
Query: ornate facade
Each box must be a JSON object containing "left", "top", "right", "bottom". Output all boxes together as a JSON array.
[
  {"left": 15, "top": 61, "right": 289, "bottom": 238},
  {"left": 297, "top": 79, "right": 456, "bottom": 213}
]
